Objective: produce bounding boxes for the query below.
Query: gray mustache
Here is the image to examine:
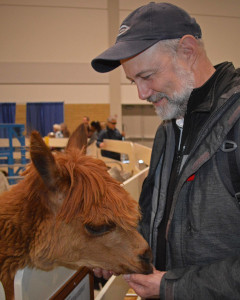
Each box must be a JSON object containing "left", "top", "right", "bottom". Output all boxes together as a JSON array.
[{"left": 147, "top": 93, "right": 170, "bottom": 103}]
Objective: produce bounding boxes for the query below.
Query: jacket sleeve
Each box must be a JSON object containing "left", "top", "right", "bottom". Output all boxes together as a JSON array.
[
  {"left": 96, "top": 130, "right": 105, "bottom": 148},
  {"left": 160, "top": 255, "right": 240, "bottom": 299},
  {"left": 116, "top": 129, "right": 123, "bottom": 140}
]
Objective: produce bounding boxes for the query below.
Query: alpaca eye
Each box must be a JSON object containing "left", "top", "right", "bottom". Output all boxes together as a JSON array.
[{"left": 85, "top": 224, "right": 115, "bottom": 236}]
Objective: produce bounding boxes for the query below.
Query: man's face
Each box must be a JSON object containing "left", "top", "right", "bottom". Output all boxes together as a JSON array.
[
  {"left": 83, "top": 117, "right": 89, "bottom": 125},
  {"left": 121, "top": 43, "right": 195, "bottom": 120},
  {"left": 107, "top": 119, "right": 117, "bottom": 130}
]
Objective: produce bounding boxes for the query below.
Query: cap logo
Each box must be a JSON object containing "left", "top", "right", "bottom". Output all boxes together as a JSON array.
[{"left": 118, "top": 25, "right": 130, "bottom": 37}]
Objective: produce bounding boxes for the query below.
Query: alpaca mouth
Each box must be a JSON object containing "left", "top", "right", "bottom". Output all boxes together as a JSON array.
[
  {"left": 142, "top": 263, "right": 153, "bottom": 274},
  {"left": 116, "top": 260, "right": 153, "bottom": 275}
]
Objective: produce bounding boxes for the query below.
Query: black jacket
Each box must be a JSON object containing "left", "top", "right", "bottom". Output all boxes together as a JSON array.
[{"left": 139, "top": 62, "right": 240, "bottom": 299}]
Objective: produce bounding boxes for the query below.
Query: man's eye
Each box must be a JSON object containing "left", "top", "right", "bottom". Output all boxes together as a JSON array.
[
  {"left": 142, "top": 74, "right": 151, "bottom": 80},
  {"left": 84, "top": 224, "right": 115, "bottom": 236}
]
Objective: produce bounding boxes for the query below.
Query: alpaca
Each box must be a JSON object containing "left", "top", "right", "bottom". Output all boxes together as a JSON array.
[{"left": 0, "top": 124, "right": 152, "bottom": 300}]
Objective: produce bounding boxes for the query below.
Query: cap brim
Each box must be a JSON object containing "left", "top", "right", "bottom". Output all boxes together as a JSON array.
[{"left": 91, "top": 39, "right": 159, "bottom": 73}]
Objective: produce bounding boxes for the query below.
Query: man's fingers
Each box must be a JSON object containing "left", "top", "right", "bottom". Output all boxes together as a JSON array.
[
  {"left": 93, "top": 268, "right": 113, "bottom": 280},
  {"left": 102, "top": 269, "right": 113, "bottom": 280},
  {"left": 125, "top": 280, "right": 149, "bottom": 298},
  {"left": 123, "top": 273, "right": 148, "bottom": 284},
  {"left": 123, "top": 270, "right": 165, "bottom": 299},
  {"left": 93, "top": 268, "right": 103, "bottom": 278}
]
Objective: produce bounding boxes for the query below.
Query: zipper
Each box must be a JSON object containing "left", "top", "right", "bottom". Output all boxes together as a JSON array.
[
  {"left": 175, "top": 118, "right": 185, "bottom": 175},
  {"left": 176, "top": 118, "right": 184, "bottom": 151}
]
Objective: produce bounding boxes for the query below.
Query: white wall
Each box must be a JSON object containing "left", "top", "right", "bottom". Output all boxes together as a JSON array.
[
  {"left": 0, "top": 0, "right": 240, "bottom": 104},
  {"left": 0, "top": 0, "right": 240, "bottom": 139},
  {"left": 0, "top": 0, "right": 109, "bottom": 103}
]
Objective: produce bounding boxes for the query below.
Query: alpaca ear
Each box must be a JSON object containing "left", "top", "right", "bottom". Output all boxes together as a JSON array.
[
  {"left": 30, "top": 131, "right": 59, "bottom": 189},
  {"left": 66, "top": 123, "right": 88, "bottom": 153}
]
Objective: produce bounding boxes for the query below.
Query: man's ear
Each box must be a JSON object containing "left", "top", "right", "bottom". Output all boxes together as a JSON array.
[{"left": 177, "top": 35, "right": 199, "bottom": 65}]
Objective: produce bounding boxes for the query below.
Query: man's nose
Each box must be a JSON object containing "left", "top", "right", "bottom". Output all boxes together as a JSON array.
[{"left": 137, "top": 83, "right": 152, "bottom": 101}]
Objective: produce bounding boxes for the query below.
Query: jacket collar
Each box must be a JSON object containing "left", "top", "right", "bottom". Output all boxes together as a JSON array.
[{"left": 187, "top": 62, "right": 236, "bottom": 114}]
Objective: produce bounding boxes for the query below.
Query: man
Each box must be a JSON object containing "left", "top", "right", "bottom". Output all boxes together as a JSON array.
[
  {"left": 82, "top": 116, "right": 91, "bottom": 138},
  {"left": 96, "top": 116, "right": 124, "bottom": 160},
  {"left": 91, "top": 2, "right": 240, "bottom": 299},
  {"left": 53, "top": 124, "right": 63, "bottom": 138}
]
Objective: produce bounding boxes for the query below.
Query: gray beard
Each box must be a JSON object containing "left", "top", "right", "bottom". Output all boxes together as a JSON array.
[{"left": 148, "top": 67, "right": 195, "bottom": 121}]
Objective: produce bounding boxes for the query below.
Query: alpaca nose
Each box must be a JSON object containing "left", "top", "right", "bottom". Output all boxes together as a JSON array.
[
  {"left": 138, "top": 248, "right": 153, "bottom": 274},
  {"left": 138, "top": 248, "right": 152, "bottom": 265}
]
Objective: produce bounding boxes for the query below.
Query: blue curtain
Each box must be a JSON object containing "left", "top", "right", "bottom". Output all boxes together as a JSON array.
[
  {"left": 0, "top": 103, "right": 16, "bottom": 137},
  {"left": 26, "top": 102, "right": 64, "bottom": 137}
]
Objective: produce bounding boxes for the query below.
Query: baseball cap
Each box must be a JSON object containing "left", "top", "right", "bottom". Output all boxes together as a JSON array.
[
  {"left": 107, "top": 116, "right": 117, "bottom": 123},
  {"left": 91, "top": 2, "right": 201, "bottom": 73}
]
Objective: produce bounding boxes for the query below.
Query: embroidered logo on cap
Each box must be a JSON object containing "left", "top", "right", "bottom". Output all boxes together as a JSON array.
[{"left": 118, "top": 25, "right": 130, "bottom": 37}]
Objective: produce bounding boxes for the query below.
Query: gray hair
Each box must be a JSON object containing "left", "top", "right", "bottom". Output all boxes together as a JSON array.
[{"left": 156, "top": 38, "right": 204, "bottom": 57}]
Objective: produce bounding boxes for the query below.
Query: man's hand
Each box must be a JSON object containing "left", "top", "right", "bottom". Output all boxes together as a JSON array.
[
  {"left": 123, "top": 268, "right": 166, "bottom": 299},
  {"left": 93, "top": 268, "right": 113, "bottom": 280}
]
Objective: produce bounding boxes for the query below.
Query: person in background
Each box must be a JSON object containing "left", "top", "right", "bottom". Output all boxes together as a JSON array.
[
  {"left": 82, "top": 116, "right": 91, "bottom": 138},
  {"left": 88, "top": 121, "right": 102, "bottom": 146},
  {"left": 60, "top": 123, "right": 70, "bottom": 138},
  {"left": 91, "top": 2, "right": 240, "bottom": 299},
  {"left": 100, "top": 121, "right": 106, "bottom": 131},
  {"left": 53, "top": 124, "right": 63, "bottom": 138},
  {"left": 96, "top": 116, "right": 125, "bottom": 161}
]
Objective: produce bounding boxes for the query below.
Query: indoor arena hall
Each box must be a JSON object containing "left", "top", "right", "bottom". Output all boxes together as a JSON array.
[{"left": 1, "top": 1, "right": 240, "bottom": 299}]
